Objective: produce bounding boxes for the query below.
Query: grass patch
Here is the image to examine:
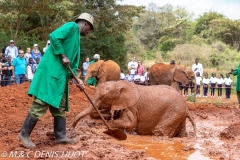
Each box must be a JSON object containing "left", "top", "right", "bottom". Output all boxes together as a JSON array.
[
  {"left": 214, "top": 99, "right": 221, "bottom": 106},
  {"left": 186, "top": 95, "right": 195, "bottom": 102}
]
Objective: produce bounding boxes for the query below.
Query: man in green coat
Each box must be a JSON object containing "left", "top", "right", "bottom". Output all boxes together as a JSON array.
[
  {"left": 233, "top": 65, "right": 240, "bottom": 108},
  {"left": 18, "top": 13, "right": 94, "bottom": 148}
]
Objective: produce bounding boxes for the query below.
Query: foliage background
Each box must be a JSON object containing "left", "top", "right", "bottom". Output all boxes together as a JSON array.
[{"left": 0, "top": 0, "right": 240, "bottom": 76}]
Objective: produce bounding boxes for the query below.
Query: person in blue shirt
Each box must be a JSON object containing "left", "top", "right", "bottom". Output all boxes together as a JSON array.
[
  {"left": 82, "top": 56, "right": 89, "bottom": 81},
  {"left": 31, "top": 44, "right": 42, "bottom": 63},
  {"left": 12, "top": 50, "right": 27, "bottom": 84}
]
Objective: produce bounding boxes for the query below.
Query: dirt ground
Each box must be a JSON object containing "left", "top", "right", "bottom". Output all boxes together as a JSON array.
[{"left": 0, "top": 82, "right": 240, "bottom": 160}]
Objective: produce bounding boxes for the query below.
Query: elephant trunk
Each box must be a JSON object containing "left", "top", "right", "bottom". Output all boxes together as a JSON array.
[
  {"left": 84, "top": 74, "right": 90, "bottom": 85},
  {"left": 72, "top": 105, "right": 94, "bottom": 128},
  {"left": 193, "top": 78, "right": 197, "bottom": 105},
  {"left": 72, "top": 98, "right": 102, "bottom": 128}
]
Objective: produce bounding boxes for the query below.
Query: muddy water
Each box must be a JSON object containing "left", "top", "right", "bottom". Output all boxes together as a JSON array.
[{"left": 111, "top": 134, "right": 194, "bottom": 159}]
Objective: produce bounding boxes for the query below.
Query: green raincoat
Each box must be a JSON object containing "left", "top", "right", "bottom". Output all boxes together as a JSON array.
[
  {"left": 233, "top": 64, "right": 240, "bottom": 91},
  {"left": 28, "top": 22, "right": 80, "bottom": 111}
]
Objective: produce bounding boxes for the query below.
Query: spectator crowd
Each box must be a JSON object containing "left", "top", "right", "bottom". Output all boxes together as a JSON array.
[
  {"left": 0, "top": 40, "right": 43, "bottom": 87},
  {"left": 0, "top": 43, "right": 236, "bottom": 100},
  {"left": 123, "top": 56, "right": 149, "bottom": 85}
]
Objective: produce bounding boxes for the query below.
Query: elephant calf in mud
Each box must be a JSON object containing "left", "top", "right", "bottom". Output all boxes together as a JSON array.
[{"left": 72, "top": 81, "right": 196, "bottom": 137}]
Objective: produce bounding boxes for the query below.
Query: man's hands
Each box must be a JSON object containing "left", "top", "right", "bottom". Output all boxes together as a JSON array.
[
  {"left": 61, "top": 54, "right": 70, "bottom": 68},
  {"left": 61, "top": 54, "right": 85, "bottom": 90},
  {"left": 229, "top": 68, "right": 236, "bottom": 74},
  {"left": 75, "top": 77, "right": 85, "bottom": 90}
]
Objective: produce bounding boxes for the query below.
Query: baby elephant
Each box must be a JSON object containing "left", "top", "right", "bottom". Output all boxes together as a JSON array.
[{"left": 72, "top": 81, "right": 196, "bottom": 137}]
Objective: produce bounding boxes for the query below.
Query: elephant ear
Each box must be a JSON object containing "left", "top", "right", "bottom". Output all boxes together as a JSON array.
[
  {"left": 97, "top": 61, "right": 105, "bottom": 79},
  {"left": 174, "top": 67, "right": 189, "bottom": 84},
  {"left": 111, "top": 81, "right": 139, "bottom": 116}
]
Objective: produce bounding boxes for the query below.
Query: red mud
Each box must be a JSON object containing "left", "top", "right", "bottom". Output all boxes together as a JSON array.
[
  {"left": 1, "top": 83, "right": 240, "bottom": 160},
  {"left": 220, "top": 122, "right": 240, "bottom": 139}
]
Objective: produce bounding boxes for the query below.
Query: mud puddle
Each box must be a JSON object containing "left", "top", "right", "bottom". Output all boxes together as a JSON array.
[
  {"left": 109, "top": 116, "right": 226, "bottom": 160},
  {"left": 111, "top": 134, "right": 194, "bottom": 159}
]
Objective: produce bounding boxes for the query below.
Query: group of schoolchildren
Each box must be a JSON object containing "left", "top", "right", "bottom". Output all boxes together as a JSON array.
[{"left": 180, "top": 72, "right": 233, "bottom": 99}]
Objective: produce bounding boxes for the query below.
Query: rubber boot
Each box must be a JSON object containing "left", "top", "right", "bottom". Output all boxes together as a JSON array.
[
  {"left": 54, "top": 117, "right": 77, "bottom": 144},
  {"left": 18, "top": 113, "right": 38, "bottom": 148}
]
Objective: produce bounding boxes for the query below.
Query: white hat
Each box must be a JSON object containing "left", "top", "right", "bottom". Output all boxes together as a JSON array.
[
  {"left": 93, "top": 54, "right": 100, "bottom": 59},
  {"left": 34, "top": 44, "right": 38, "bottom": 47},
  {"left": 75, "top": 13, "right": 94, "bottom": 30},
  {"left": 47, "top": 40, "right": 50, "bottom": 44},
  {"left": 10, "top": 40, "right": 14, "bottom": 43}
]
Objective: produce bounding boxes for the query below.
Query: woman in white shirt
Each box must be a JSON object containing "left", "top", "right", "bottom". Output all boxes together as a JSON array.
[
  {"left": 209, "top": 73, "right": 217, "bottom": 98},
  {"left": 24, "top": 48, "right": 32, "bottom": 62},
  {"left": 120, "top": 70, "right": 125, "bottom": 80},
  {"left": 216, "top": 73, "right": 224, "bottom": 99},
  {"left": 224, "top": 73, "right": 233, "bottom": 98},
  {"left": 202, "top": 73, "right": 210, "bottom": 97}
]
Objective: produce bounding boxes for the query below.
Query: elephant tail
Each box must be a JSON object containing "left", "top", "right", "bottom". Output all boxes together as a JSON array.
[{"left": 186, "top": 106, "right": 196, "bottom": 137}]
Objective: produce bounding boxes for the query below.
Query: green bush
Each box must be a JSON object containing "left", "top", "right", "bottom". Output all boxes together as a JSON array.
[{"left": 143, "top": 50, "right": 156, "bottom": 60}]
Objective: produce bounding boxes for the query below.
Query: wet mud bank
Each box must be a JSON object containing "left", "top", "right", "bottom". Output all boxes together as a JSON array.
[{"left": 1, "top": 83, "right": 240, "bottom": 159}]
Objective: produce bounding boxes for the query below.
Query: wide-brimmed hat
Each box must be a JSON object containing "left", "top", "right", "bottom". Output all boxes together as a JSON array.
[{"left": 75, "top": 13, "right": 94, "bottom": 30}]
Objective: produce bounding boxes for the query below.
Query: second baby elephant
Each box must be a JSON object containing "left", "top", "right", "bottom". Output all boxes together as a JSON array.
[
  {"left": 84, "top": 60, "right": 120, "bottom": 86},
  {"left": 148, "top": 63, "right": 196, "bottom": 91},
  {"left": 72, "top": 81, "right": 196, "bottom": 137}
]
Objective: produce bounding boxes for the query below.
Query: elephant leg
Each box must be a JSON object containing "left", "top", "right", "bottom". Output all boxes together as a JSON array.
[
  {"left": 175, "top": 119, "right": 187, "bottom": 137},
  {"left": 109, "top": 108, "right": 137, "bottom": 132},
  {"left": 154, "top": 114, "right": 183, "bottom": 138},
  {"left": 97, "top": 77, "right": 106, "bottom": 86},
  {"left": 171, "top": 81, "right": 179, "bottom": 91}
]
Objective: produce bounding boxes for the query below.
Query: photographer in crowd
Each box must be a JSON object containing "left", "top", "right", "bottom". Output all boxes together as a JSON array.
[{"left": 0, "top": 55, "right": 13, "bottom": 87}]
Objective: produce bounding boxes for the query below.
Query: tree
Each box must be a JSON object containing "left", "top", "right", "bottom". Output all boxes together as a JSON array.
[
  {"left": 0, "top": 0, "right": 73, "bottom": 46},
  {"left": 174, "top": 5, "right": 193, "bottom": 19},
  {"left": 194, "top": 11, "right": 224, "bottom": 37},
  {"left": 133, "top": 3, "right": 193, "bottom": 51},
  {"left": 210, "top": 18, "right": 240, "bottom": 51},
  {"left": 70, "top": 0, "right": 144, "bottom": 67}
]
